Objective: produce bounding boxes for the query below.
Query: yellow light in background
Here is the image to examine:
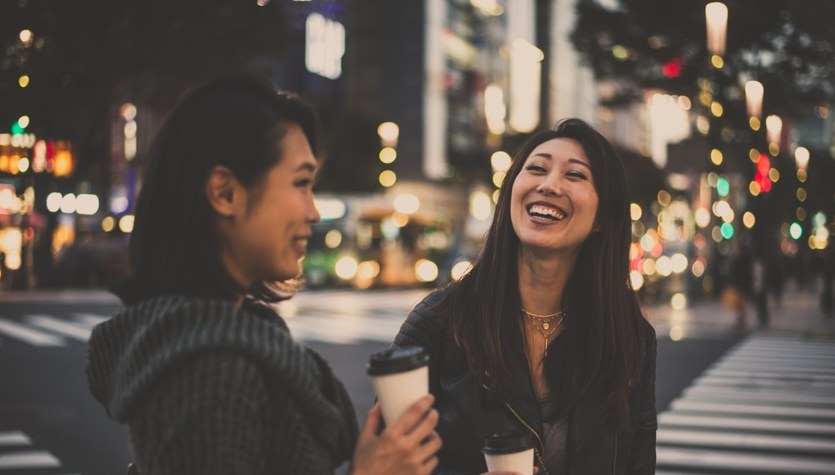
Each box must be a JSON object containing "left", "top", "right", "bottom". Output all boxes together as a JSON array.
[
  {"left": 119, "top": 103, "right": 137, "bottom": 121},
  {"left": 357, "top": 260, "right": 380, "bottom": 280},
  {"left": 324, "top": 229, "right": 343, "bottom": 249},
  {"left": 749, "top": 117, "right": 761, "bottom": 130},
  {"left": 391, "top": 212, "right": 409, "bottom": 228},
  {"left": 691, "top": 258, "right": 706, "bottom": 277},
  {"left": 46, "top": 192, "right": 62, "bottom": 213},
  {"left": 671, "top": 253, "right": 688, "bottom": 274},
  {"left": 378, "top": 170, "right": 396, "bottom": 187},
  {"left": 314, "top": 198, "right": 347, "bottom": 221},
  {"left": 743, "top": 211, "right": 756, "bottom": 228},
  {"left": 643, "top": 258, "right": 657, "bottom": 276},
  {"left": 797, "top": 169, "right": 808, "bottom": 182},
  {"left": 710, "top": 102, "right": 724, "bottom": 117},
  {"left": 17, "top": 158, "right": 29, "bottom": 173},
  {"left": 630, "top": 271, "right": 644, "bottom": 291},
  {"left": 379, "top": 147, "right": 397, "bottom": 164},
  {"left": 749, "top": 181, "right": 761, "bottom": 196},
  {"left": 492, "top": 171, "right": 506, "bottom": 188},
  {"left": 710, "top": 55, "right": 724, "bottom": 69},
  {"left": 415, "top": 259, "right": 439, "bottom": 282},
  {"left": 630, "top": 203, "right": 642, "bottom": 221},
  {"left": 669, "top": 325, "right": 684, "bottom": 341},
  {"left": 671, "top": 293, "right": 687, "bottom": 310},
  {"left": 470, "top": 191, "right": 492, "bottom": 221},
  {"left": 656, "top": 256, "right": 672, "bottom": 276},
  {"left": 102, "top": 216, "right": 115, "bottom": 233},
  {"left": 699, "top": 90, "right": 712, "bottom": 107},
  {"left": 696, "top": 116, "right": 710, "bottom": 134},
  {"left": 491, "top": 151, "right": 512, "bottom": 172},
  {"left": 749, "top": 148, "right": 760, "bottom": 162},
  {"left": 695, "top": 208, "right": 711, "bottom": 228},
  {"left": 797, "top": 207, "right": 807, "bottom": 221},
  {"left": 769, "top": 168, "right": 780, "bottom": 182},
  {"left": 19, "top": 29, "right": 33, "bottom": 47},
  {"left": 769, "top": 143, "right": 780, "bottom": 156},
  {"left": 657, "top": 190, "right": 671, "bottom": 206},
  {"left": 335, "top": 256, "right": 359, "bottom": 280},
  {"left": 710, "top": 148, "right": 723, "bottom": 166},
  {"left": 18, "top": 75, "right": 30, "bottom": 88},
  {"left": 612, "top": 45, "right": 629, "bottom": 60},
  {"left": 18, "top": 116, "right": 30, "bottom": 128},
  {"left": 119, "top": 215, "right": 135, "bottom": 233},
  {"left": 451, "top": 260, "right": 474, "bottom": 281},
  {"left": 492, "top": 189, "right": 500, "bottom": 203},
  {"left": 393, "top": 193, "right": 420, "bottom": 214},
  {"left": 797, "top": 188, "right": 807, "bottom": 202},
  {"left": 484, "top": 84, "right": 507, "bottom": 135}
]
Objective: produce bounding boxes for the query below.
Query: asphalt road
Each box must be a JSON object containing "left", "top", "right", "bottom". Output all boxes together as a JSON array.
[{"left": 5, "top": 288, "right": 830, "bottom": 475}]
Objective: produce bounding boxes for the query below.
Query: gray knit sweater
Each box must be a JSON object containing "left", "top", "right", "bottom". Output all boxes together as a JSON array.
[{"left": 87, "top": 296, "right": 358, "bottom": 474}]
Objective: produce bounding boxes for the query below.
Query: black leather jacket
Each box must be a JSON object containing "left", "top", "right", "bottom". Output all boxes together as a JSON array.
[{"left": 393, "top": 289, "right": 657, "bottom": 475}]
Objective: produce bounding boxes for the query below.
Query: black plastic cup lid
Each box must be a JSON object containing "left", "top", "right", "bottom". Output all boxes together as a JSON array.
[
  {"left": 367, "top": 346, "right": 429, "bottom": 376},
  {"left": 482, "top": 432, "right": 535, "bottom": 454}
]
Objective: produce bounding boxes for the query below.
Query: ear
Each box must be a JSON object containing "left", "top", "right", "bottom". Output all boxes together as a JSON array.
[{"left": 205, "top": 165, "right": 243, "bottom": 218}]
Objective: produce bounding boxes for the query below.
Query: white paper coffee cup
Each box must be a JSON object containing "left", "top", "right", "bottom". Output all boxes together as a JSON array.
[
  {"left": 367, "top": 346, "right": 430, "bottom": 425},
  {"left": 482, "top": 432, "right": 535, "bottom": 475}
]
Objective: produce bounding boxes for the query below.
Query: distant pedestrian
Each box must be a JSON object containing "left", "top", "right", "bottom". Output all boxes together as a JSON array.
[
  {"left": 751, "top": 255, "right": 769, "bottom": 328},
  {"left": 728, "top": 249, "right": 753, "bottom": 328}
]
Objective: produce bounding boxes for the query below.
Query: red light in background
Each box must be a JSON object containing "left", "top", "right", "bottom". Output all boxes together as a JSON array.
[{"left": 662, "top": 57, "right": 684, "bottom": 79}]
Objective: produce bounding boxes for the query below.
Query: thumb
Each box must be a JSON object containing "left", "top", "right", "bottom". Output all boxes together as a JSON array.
[{"left": 359, "top": 404, "right": 382, "bottom": 442}]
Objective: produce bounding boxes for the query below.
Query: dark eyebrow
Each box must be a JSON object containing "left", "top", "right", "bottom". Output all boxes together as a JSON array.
[
  {"left": 296, "top": 161, "right": 319, "bottom": 173},
  {"left": 530, "top": 153, "right": 591, "bottom": 171}
]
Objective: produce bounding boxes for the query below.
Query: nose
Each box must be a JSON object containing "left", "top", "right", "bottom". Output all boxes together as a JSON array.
[
  {"left": 536, "top": 174, "right": 564, "bottom": 196},
  {"left": 308, "top": 196, "right": 321, "bottom": 223}
]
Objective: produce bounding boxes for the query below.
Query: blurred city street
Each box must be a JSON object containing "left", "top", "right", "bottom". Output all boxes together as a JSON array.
[{"left": 0, "top": 285, "right": 833, "bottom": 475}]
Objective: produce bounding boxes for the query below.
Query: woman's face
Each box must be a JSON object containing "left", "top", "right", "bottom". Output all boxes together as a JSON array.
[
  {"left": 510, "top": 137, "right": 599, "bottom": 256},
  {"left": 225, "top": 124, "right": 320, "bottom": 286}
]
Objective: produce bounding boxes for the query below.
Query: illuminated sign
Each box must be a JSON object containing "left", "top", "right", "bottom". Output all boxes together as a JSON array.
[{"left": 305, "top": 13, "right": 345, "bottom": 80}]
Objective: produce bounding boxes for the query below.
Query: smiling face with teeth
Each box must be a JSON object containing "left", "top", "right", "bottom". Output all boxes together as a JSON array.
[{"left": 510, "top": 137, "right": 599, "bottom": 256}]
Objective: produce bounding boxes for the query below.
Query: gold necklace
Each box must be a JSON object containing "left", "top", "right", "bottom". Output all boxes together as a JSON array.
[{"left": 521, "top": 308, "right": 565, "bottom": 352}]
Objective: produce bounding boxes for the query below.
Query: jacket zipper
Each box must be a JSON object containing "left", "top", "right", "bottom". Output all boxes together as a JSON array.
[
  {"left": 483, "top": 384, "right": 550, "bottom": 475},
  {"left": 612, "top": 432, "right": 618, "bottom": 474}
]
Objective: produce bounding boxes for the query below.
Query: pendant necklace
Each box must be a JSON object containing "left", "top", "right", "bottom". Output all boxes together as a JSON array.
[{"left": 521, "top": 307, "right": 565, "bottom": 354}]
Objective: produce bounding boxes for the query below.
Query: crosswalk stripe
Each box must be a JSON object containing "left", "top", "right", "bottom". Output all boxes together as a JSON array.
[
  {"left": 0, "top": 432, "right": 30, "bottom": 446},
  {"left": 656, "top": 446, "right": 835, "bottom": 474},
  {"left": 0, "top": 450, "right": 61, "bottom": 469},
  {"left": 72, "top": 313, "right": 109, "bottom": 327},
  {"left": 716, "top": 356, "right": 835, "bottom": 369},
  {"left": 659, "top": 412, "right": 835, "bottom": 435},
  {"left": 696, "top": 373, "right": 835, "bottom": 387},
  {"left": 710, "top": 363, "right": 835, "bottom": 375},
  {"left": 669, "top": 399, "right": 835, "bottom": 418},
  {"left": 693, "top": 377, "right": 835, "bottom": 394},
  {"left": 285, "top": 314, "right": 402, "bottom": 343},
  {"left": 683, "top": 386, "right": 835, "bottom": 405},
  {"left": 657, "top": 428, "right": 835, "bottom": 454},
  {"left": 0, "top": 319, "right": 64, "bottom": 347},
  {"left": 704, "top": 368, "right": 835, "bottom": 382},
  {"left": 26, "top": 315, "right": 91, "bottom": 342}
]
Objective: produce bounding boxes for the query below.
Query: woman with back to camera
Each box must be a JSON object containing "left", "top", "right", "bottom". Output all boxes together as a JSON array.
[
  {"left": 394, "top": 119, "right": 657, "bottom": 474},
  {"left": 86, "top": 75, "right": 441, "bottom": 475}
]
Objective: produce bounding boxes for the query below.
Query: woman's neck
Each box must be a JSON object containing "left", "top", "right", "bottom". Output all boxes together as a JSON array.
[{"left": 517, "top": 247, "right": 578, "bottom": 315}]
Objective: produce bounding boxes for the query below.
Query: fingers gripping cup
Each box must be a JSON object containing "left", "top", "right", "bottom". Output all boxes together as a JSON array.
[
  {"left": 482, "top": 432, "right": 535, "bottom": 475},
  {"left": 366, "top": 346, "right": 430, "bottom": 425}
]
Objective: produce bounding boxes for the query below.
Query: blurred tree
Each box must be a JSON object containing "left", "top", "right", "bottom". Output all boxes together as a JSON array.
[{"left": 571, "top": 0, "right": 835, "bottom": 117}]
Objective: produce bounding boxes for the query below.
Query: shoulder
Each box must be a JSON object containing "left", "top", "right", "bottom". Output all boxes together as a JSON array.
[{"left": 395, "top": 286, "right": 453, "bottom": 348}]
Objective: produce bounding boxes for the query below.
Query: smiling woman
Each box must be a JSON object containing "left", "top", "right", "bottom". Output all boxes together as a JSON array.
[
  {"left": 394, "top": 118, "right": 657, "bottom": 475},
  {"left": 85, "top": 75, "right": 441, "bottom": 475}
]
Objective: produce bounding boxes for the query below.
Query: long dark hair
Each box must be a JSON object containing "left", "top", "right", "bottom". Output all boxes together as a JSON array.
[
  {"left": 116, "top": 74, "right": 317, "bottom": 305},
  {"left": 441, "top": 118, "right": 649, "bottom": 429}
]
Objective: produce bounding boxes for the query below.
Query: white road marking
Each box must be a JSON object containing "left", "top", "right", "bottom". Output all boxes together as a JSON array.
[
  {"left": 670, "top": 399, "right": 835, "bottom": 418},
  {"left": 26, "top": 315, "right": 91, "bottom": 342},
  {"left": 656, "top": 446, "right": 835, "bottom": 474},
  {"left": 0, "top": 451, "right": 61, "bottom": 469},
  {"left": 0, "top": 319, "right": 64, "bottom": 347},
  {"left": 657, "top": 428, "right": 835, "bottom": 454},
  {"left": 0, "top": 431, "right": 30, "bottom": 446}
]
